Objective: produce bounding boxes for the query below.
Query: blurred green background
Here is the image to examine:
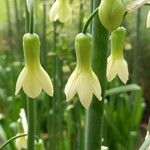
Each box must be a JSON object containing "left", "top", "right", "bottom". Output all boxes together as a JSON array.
[{"left": 0, "top": 0, "right": 150, "bottom": 149}]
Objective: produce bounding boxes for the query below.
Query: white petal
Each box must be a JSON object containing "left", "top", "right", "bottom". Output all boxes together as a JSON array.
[
  {"left": 15, "top": 68, "right": 27, "bottom": 95},
  {"left": 22, "top": 69, "right": 42, "bottom": 98},
  {"left": 15, "top": 134, "right": 27, "bottom": 150},
  {"left": 147, "top": 10, "right": 150, "bottom": 28},
  {"left": 39, "top": 66, "right": 54, "bottom": 97},
  {"left": 107, "top": 56, "right": 117, "bottom": 82},
  {"left": 115, "top": 59, "right": 129, "bottom": 84},
  {"left": 76, "top": 74, "right": 93, "bottom": 109},
  {"left": 65, "top": 69, "right": 77, "bottom": 101},
  {"left": 58, "top": 2, "right": 71, "bottom": 22},
  {"left": 20, "top": 108, "right": 28, "bottom": 134},
  {"left": 49, "top": 0, "right": 59, "bottom": 22},
  {"left": 92, "top": 71, "right": 102, "bottom": 101}
]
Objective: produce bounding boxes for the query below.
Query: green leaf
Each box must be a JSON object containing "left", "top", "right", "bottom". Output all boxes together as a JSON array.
[{"left": 105, "top": 84, "right": 141, "bottom": 96}]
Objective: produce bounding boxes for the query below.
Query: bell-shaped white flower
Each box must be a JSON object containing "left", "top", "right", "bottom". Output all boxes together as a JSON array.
[
  {"left": 15, "top": 109, "right": 28, "bottom": 150},
  {"left": 107, "top": 27, "right": 129, "bottom": 84},
  {"left": 15, "top": 33, "right": 54, "bottom": 98},
  {"left": 49, "top": 0, "right": 71, "bottom": 23},
  {"left": 65, "top": 33, "right": 102, "bottom": 109},
  {"left": 147, "top": 10, "right": 150, "bottom": 28}
]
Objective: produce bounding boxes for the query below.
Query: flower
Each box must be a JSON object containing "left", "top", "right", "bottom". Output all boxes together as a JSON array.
[
  {"left": 98, "top": 0, "right": 125, "bottom": 32},
  {"left": 49, "top": 0, "right": 71, "bottom": 23},
  {"left": 15, "top": 33, "right": 54, "bottom": 98},
  {"left": 65, "top": 33, "right": 102, "bottom": 109},
  {"left": 107, "top": 27, "right": 129, "bottom": 84},
  {"left": 147, "top": 10, "right": 150, "bottom": 28},
  {"left": 15, "top": 109, "right": 28, "bottom": 150},
  {"left": 127, "top": 0, "right": 149, "bottom": 13}
]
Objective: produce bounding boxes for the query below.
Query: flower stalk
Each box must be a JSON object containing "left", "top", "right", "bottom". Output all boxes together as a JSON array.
[
  {"left": 27, "top": 97, "right": 36, "bottom": 150},
  {"left": 84, "top": 0, "right": 108, "bottom": 149}
]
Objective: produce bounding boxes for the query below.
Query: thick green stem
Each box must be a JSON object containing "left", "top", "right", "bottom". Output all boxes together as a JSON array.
[
  {"left": 25, "top": 1, "right": 30, "bottom": 33},
  {"left": 27, "top": 98, "right": 36, "bottom": 150},
  {"left": 29, "top": 5, "right": 34, "bottom": 34},
  {"left": 132, "top": 9, "right": 141, "bottom": 82},
  {"left": 85, "top": 0, "right": 108, "bottom": 150}
]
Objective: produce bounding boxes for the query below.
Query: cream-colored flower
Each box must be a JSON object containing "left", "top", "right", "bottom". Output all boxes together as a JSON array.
[
  {"left": 49, "top": 0, "right": 71, "bottom": 23},
  {"left": 147, "top": 10, "right": 150, "bottom": 28},
  {"left": 107, "top": 27, "right": 129, "bottom": 84},
  {"left": 15, "top": 33, "right": 53, "bottom": 98},
  {"left": 65, "top": 33, "right": 102, "bottom": 109},
  {"left": 127, "top": 0, "right": 149, "bottom": 13},
  {"left": 15, "top": 109, "right": 28, "bottom": 150}
]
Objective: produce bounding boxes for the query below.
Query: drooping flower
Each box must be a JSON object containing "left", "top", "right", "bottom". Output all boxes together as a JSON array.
[
  {"left": 15, "top": 33, "right": 54, "bottom": 98},
  {"left": 49, "top": 0, "right": 71, "bottom": 23},
  {"left": 15, "top": 109, "right": 28, "bottom": 150},
  {"left": 147, "top": 10, "right": 150, "bottom": 28},
  {"left": 127, "top": 0, "right": 149, "bottom": 13},
  {"left": 107, "top": 27, "right": 129, "bottom": 84},
  {"left": 98, "top": 0, "right": 125, "bottom": 32},
  {"left": 65, "top": 33, "right": 102, "bottom": 109}
]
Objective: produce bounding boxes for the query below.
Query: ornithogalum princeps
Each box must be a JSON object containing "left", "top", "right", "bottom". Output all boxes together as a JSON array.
[
  {"left": 98, "top": 0, "right": 125, "bottom": 32},
  {"left": 65, "top": 33, "right": 102, "bottom": 109},
  {"left": 107, "top": 27, "right": 129, "bottom": 84},
  {"left": 15, "top": 33, "right": 54, "bottom": 98},
  {"left": 49, "top": 0, "right": 71, "bottom": 23}
]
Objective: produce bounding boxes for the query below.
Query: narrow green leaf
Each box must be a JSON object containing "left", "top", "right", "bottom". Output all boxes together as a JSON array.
[{"left": 105, "top": 84, "right": 141, "bottom": 96}]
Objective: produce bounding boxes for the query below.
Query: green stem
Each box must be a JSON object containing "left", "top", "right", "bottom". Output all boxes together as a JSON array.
[
  {"left": 42, "top": 2, "right": 47, "bottom": 66},
  {"left": 6, "top": 0, "right": 13, "bottom": 49},
  {"left": 85, "top": 0, "right": 108, "bottom": 150},
  {"left": 51, "top": 22, "right": 57, "bottom": 150},
  {"left": 14, "top": 0, "right": 20, "bottom": 33},
  {"left": 132, "top": 9, "right": 141, "bottom": 82},
  {"left": 27, "top": 98, "right": 36, "bottom": 150},
  {"left": 82, "top": 7, "right": 99, "bottom": 34},
  {"left": 78, "top": 0, "right": 84, "bottom": 32},
  {"left": 25, "top": 1, "right": 30, "bottom": 33},
  {"left": 0, "top": 134, "right": 27, "bottom": 149},
  {"left": 29, "top": 1, "right": 34, "bottom": 34}
]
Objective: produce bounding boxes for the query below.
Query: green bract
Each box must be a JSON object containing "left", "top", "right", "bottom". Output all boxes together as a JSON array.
[
  {"left": 111, "top": 26, "right": 126, "bottom": 58},
  {"left": 75, "top": 33, "right": 93, "bottom": 70},
  {"left": 23, "top": 33, "right": 40, "bottom": 68},
  {"left": 98, "top": 0, "right": 125, "bottom": 32}
]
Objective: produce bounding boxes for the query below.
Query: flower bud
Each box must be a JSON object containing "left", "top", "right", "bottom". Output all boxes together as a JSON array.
[{"left": 98, "top": 0, "right": 125, "bottom": 32}]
